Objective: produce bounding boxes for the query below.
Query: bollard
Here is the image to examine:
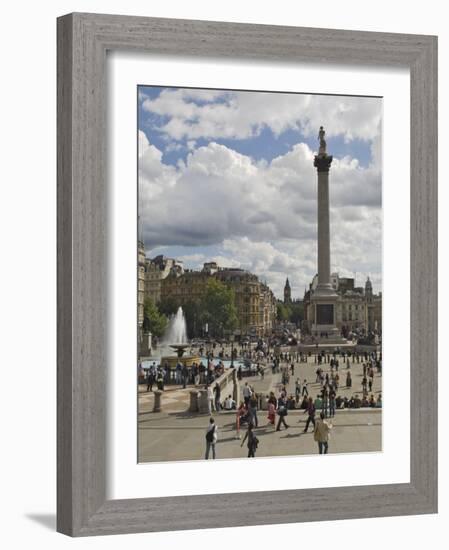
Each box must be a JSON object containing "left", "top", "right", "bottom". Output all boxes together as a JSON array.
[
  {"left": 198, "top": 389, "right": 210, "bottom": 414},
  {"left": 153, "top": 390, "right": 162, "bottom": 412},
  {"left": 189, "top": 390, "right": 199, "bottom": 413}
]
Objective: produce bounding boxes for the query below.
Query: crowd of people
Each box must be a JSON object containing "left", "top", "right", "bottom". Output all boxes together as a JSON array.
[
  {"left": 141, "top": 359, "right": 226, "bottom": 391},
  {"left": 202, "top": 349, "right": 382, "bottom": 460},
  {"left": 138, "top": 343, "right": 381, "bottom": 460}
]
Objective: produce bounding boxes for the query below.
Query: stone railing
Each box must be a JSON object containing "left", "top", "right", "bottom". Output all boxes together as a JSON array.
[{"left": 188, "top": 367, "right": 240, "bottom": 413}]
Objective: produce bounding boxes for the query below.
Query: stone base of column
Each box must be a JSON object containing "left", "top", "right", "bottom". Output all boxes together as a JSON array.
[
  {"left": 311, "top": 325, "right": 347, "bottom": 344},
  {"left": 310, "top": 292, "right": 347, "bottom": 344},
  {"left": 315, "top": 283, "right": 338, "bottom": 297}
]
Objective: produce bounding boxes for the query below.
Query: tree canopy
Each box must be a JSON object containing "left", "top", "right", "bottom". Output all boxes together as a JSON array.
[
  {"left": 200, "top": 279, "right": 238, "bottom": 337},
  {"left": 276, "top": 301, "right": 303, "bottom": 326},
  {"left": 143, "top": 297, "right": 168, "bottom": 337}
]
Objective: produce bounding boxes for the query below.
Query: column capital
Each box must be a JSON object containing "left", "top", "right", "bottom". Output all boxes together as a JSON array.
[{"left": 314, "top": 154, "right": 333, "bottom": 173}]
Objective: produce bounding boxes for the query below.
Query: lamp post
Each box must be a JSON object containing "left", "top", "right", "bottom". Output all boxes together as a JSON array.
[{"left": 230, "top": 333, "right": 235, "bottom": 368}]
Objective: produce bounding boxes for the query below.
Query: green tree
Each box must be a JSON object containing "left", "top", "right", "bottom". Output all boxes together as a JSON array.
[
  {"left": 277, "top": 302, "right": 291, "bottom": 322},
  {"left": 143, "top": 297, "right": 168, "bottom": 337},
  {"left": 289, "top": 302, "right": 304, "bottom": 326},
  {"left": 182, "top": 300, "right": 202, "bottom": 338},
  {"left": 158, "top": 296, "right": 178, "bottom": 317},
  {"left": 277, "top": 301, "right": 303, "bottom": 326},
  {"left": 200, "top": 279, "right": 238, "bottom": 337}
]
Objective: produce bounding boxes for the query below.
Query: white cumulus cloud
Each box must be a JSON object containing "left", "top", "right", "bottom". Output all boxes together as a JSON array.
[
  {"left": 142, "top": 88, "right": 381, "bottom": 148},
  {"left": 139, "top": 135, "right": 381, "bottom": 297}
]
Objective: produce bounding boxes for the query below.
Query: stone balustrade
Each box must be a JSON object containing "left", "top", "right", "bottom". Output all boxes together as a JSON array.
[{"left": 187, "top": 367, "right": 240, "bottom": 413}]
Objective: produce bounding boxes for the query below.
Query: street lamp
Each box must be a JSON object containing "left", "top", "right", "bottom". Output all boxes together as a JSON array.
[{"left": 230, "top": 333, "right": 235, "bottom": 368}]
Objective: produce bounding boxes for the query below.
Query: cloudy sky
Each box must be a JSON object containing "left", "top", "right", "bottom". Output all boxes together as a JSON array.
[{"left": 138, "top": 86, "right": 382, "bottom": 300}]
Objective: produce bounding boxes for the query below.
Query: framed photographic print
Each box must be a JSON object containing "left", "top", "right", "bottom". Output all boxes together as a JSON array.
[
  {"left": 136, "top": 85, "right": 383, "bottom": 463},
  {"left": 57, "top": 13, "right": 437, "bottom": 536}
]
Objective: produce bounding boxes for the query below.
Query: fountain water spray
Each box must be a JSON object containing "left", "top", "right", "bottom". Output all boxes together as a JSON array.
[{"left": 162, "top": 306, "right": 188, "bottom": 345}]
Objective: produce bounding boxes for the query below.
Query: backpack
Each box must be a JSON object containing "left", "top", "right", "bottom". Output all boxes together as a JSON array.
[
  {"left": 249, "top": 433, "right": 259, "bottom": 449},
  {"left": 206, "top": 425, "right": 215, "bottom": 442}
]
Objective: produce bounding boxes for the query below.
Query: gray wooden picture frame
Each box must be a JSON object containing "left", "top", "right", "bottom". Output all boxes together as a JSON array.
[{"left": 57, "top": 12, "right": 438, "bottom": 537}]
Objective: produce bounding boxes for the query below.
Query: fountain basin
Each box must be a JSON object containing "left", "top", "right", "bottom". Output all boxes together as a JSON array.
[{"left": 159, "top": 354, "right": 201, "bottom": 369}]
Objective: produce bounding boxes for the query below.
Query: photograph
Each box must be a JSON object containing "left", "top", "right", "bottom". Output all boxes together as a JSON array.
[{"left": 136, "top": 85, "right": 383, "bottom": 462}]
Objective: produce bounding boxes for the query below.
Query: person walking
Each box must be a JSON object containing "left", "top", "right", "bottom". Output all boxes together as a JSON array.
[
  {"left": 321, "top": 386, "right": 329, "bottom": 418},
  {"left": 241, "top": 423, "right": 259, "bottom": 457},
  {"left": 213, "top": 382, "right": 221, "bottom": 412},
  {"left": 346, "top": 370, "right": 352, "bottom": 388},
  {"left": 303, "top": 397, "right": 316, "bottom": 432},
  {"left": 156, "top": 369, "right": 164, "bottom": 391},
  {"left": 207, "top": 384, "right": 214, "bottom": 414},
  {"left": 248, "top": 392, "right": 259, "bottom": 428},
  {"left": 302, "top": 379, "right": 309, "bottom": 397},
  {"left": 175, "top": 361, "right": 183, "bottom": 385},
  {"left": 146, "top": 369, "right": 155, "bottom": 392},
  {"left": 276, "top": 396, "right": 289, "bottom": 431},
  {"left": 295, "top": 378, "right": 301, "bottom": 402},
  {"left": 362, "top": 375, "right": 368, "bottom": 393},
  {"left": 242, "top": 382, "right": 252, "bottom": 406},
  {"left": 235, "top": 401, "right": 247, "bottom": 439},
  {"left": 182, "top": 364, "right": 188, "bottom": 388},
  {"left": 314, "top": 411, "right": 332, "bottom": 454},
  {"left": 329, "top": 387, "right": 336, "bottom": 418},
  {"left": 267, "top": 398, "right": 276, "bottom": 428},
  {"left": 205, "top": 417, "right": 218, "bottom": 459}
]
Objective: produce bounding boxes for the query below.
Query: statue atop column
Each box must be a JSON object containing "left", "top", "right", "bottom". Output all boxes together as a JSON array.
[
  {"left": 318, "top": 125, "right": 327, "bottom": 156},
  {"left": 314, "top": 126, "right": 332, "bottom": 172}
]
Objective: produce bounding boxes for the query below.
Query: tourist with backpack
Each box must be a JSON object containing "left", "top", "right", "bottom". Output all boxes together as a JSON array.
[
  {"left": 241, "top": 423, "right": 259, "bottom": 457},
  {"left": 205, "top": 417, "right": 218, "bottom": 459},
  {"left": 303, "top": 397, "right": 316, "bottom": 432},
  {"left": 276, "top": 396, "right": 289, "bottom": 431}
]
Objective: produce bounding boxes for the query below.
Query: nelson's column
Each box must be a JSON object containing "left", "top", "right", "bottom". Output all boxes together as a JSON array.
[{"left": 310, "top": 126, "right": 343, "bottom": 341}]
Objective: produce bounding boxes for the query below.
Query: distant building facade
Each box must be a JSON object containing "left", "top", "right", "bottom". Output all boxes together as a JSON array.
[
  {"left": 138, "top": 240, "right": 146, "bottom": 328},
  {"left": 144, "top": 254, "right": 183, "bottom": 304},
  {"left": 161, "top": 264, "right": 277, "bottom": 337},
  {"left": 303, "top": 273, "right": 382, "bottom": 336}
]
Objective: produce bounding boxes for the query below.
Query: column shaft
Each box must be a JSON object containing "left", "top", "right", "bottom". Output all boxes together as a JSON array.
[{"left": 317, "top": 170, "right": 331, "bottom": 287}]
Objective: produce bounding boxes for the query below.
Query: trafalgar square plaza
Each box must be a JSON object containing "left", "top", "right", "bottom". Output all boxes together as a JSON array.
[{"left": 137, "top": 88, "right": 382, "bottom": 462}]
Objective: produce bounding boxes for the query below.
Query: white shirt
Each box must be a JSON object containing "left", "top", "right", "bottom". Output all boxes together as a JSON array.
[
  {"left": 206, "top": 423, "right": 218, "bottom": 442},
  {"left": 224, "top": 398, "right": 235, "bottom": 410}
]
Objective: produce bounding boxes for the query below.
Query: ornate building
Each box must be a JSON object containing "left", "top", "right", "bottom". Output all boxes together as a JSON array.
[
  {"left": 303, "top": 273, "right": 382, "bottom": 336},
  {"left": 161, "top": 268, "right": 210, "bottom": 305},
  {"left": 284, "top": 277, "right": 292, "bottom": 304},
  {"left": 161, "top": 264, "right": 277, "bottom": 337},
  {"left": 144, "top": 254, "right": 183, "bottom": 304}
]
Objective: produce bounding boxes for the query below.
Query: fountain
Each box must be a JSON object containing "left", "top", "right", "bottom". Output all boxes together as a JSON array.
[
  {"left": 159, "top": 307, "right": 200, "bottom": 368},
  {"left": 163, "top": 306, "right": 188, "bottom": 345}
]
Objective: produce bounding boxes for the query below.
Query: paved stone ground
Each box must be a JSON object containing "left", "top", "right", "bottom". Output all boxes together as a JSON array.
[
  {"left": 138, "top": 409, "right": 381, "bottom": 462},
  {"left": 138, "top": 355, "right": 382, "bottom": 462}
]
